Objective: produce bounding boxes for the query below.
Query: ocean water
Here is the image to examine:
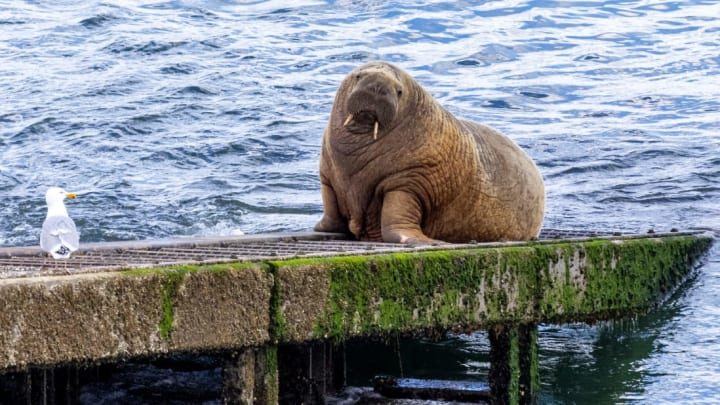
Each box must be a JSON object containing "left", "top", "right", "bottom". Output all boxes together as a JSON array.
[{"left": 1, "top": 0, "right": 719, "bottom": 403}]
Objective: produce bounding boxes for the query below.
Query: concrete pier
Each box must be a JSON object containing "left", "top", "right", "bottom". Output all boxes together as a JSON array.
[
  {"left": 489, "top": 324, "right": 538, "bottom": 404},
  {"left": 0, "top": 230, "right": 714, "bottom": 404},
  {"left": 222, "top": 347, "right": 278, "bottom": 404}
]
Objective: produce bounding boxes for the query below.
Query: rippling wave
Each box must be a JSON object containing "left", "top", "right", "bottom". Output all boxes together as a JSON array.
[{"left": 1, "top": 0, "right": 720, "bottom": 402}]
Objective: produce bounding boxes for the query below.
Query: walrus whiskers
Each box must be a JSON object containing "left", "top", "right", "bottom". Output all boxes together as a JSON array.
[
  {"left": 373, "top": 121, "right": 378, "bottom": 140},
  {"left": 343, "top": 114, "right": 353, "bottom": 126}
]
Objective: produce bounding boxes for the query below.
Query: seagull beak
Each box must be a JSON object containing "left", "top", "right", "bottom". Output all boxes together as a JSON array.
[{"left": 66, "top": 193, "right": 77, "bottom": 199}]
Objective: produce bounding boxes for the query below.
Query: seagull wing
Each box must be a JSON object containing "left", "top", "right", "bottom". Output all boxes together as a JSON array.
[{"left": 41, "top": 215, "right": 80, "bottom": 256}]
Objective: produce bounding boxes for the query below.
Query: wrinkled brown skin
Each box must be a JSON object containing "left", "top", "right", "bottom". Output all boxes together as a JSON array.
[{"left": 314, "top": 62, "right": 545, "bottom": 244}]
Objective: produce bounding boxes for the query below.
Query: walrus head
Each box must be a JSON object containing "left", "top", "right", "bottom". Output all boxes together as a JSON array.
[{"left": 341, "top": 63, "right": 407, "bottom": 141}]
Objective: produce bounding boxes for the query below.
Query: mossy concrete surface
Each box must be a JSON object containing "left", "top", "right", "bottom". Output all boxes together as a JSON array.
[
  {"left": 0, "top": 262, "right": 271, "bottom": 371},
  {"left": 0, "top": 233, "right": 712, "bottom": 372},
  {"left": 536, "top": 235, "right": 713, "bottom": 322},
  {"left": 273, "top": 234, "right": 713, "bottom": 341}
]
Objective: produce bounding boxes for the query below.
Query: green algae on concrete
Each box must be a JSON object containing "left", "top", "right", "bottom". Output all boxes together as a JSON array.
[
  {"left": 158, "top": 268, "right": 187, "bottom": 341},
  {"left": 265, "top": 345, "right": 279, "bottom": 401},
  {"left": 488, "top": 323, "right": 539, "bottom": 405},
  {"left": 266, "top": 263, "right": 287, "bottom": 343},
  {"left": 537, "top": 235, "right": 713, "bottom": 322},
  {"left": 270, "top": 233, "right": 712, "bottom": 342},
  {"left": 509, "top": 327, "right": 520, "bottom": 404},
  {"left": 275, "top": 248, "right": 541, "bottom": 341},
  {"left": 123, "top": 262, "right": 273, "bottom": 349}
]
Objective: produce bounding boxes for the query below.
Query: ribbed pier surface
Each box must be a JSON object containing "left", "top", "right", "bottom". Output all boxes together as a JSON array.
[{"left": 0, "top": 229, "right": 623, "bottom": 279}]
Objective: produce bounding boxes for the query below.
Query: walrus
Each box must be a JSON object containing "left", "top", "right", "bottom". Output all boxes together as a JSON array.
[{"left": 314, "top": 61, "right": 545, "bottom": 244}]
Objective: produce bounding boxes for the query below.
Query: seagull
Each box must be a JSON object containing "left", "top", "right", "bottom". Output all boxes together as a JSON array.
[{"left": 40, "top": 187, "right": 80, "bottom": 259}]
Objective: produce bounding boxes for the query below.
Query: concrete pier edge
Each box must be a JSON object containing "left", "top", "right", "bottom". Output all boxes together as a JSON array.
[{"left": 0, "top": 231, "right": 715, "bottom": 404}]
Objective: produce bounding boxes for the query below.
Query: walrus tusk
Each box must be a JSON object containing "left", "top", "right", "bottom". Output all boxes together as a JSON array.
[
  {"left": 343, "top": 114, "right": 353, "bottom": 126},
  {"left": 373, "top": 121, "right": 378, "bottom": 141}
]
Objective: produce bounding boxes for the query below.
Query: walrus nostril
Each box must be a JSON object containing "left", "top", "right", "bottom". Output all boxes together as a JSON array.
[{"left": 368, "top": 83, "right": 385, "bottom": 96}]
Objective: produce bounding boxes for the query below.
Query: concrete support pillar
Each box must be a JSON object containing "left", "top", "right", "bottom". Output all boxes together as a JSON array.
[
  {"left": 278, "top": 341, "right": 345, "bottom": 405},
  {"left": 222, "top": 346, "right": 278, "bottom": 405},
  {"left": 489, "top": 323, "right": 539, "bottom": 405}
]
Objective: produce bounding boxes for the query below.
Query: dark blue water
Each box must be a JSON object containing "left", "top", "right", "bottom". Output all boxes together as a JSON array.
[{"left": 2, "top": 0, "right": 719, "bottom": 403}]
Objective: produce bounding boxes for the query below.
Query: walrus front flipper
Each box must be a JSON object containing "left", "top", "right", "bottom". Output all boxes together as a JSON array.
[
  {"left": 380, "top": 190, "right": 442, "bottom": 246},
  {"left": 314, "top": 182, "right": 350, "bottom": 234}
]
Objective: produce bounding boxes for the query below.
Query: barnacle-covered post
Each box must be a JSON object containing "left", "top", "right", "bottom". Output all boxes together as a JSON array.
[{"left": 489, "top": 323, "right": 539, "bottom": 404}]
